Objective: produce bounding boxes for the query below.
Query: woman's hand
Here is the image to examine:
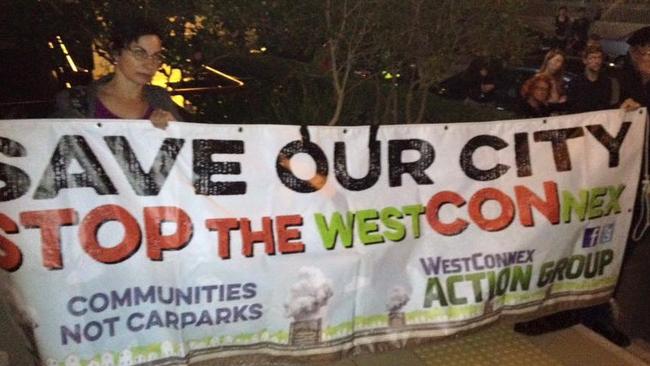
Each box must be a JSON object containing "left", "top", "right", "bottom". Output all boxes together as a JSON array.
[
  {"left": 150, "top": 109, "right": 175, "bottom": 130},
  {"left": 620, "top": 98, "right": 641, "bottom": 112}
]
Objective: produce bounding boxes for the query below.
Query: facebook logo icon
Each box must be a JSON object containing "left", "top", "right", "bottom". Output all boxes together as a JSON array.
[
  {"left": 600, "top": 224, "right": 615, "bottom": 243},
  {"left": 583, "top": 227, "right": 600, "bottom": 248},
  {"left": 582, "top": 224, "right": 615, "bottom": 248}
]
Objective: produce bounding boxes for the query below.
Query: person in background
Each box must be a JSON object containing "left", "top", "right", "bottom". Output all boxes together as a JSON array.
[
  {"left": 567, "top": 45, "right": 612, "bottom": 113},
  {"left": 586, "top": 33, "right": 602, "bottom": 49},
  {"left": 52, "top": 17, "right": 182, "bottom": 128},
  {"left": 604, "top": 25, "right": 650, "bottom": 347},
  {"left": 516, "top": 27, "right": 650, "bottom": 347},
  {"left": 537, "top": 48, "right": 568, "bottom": 111},
  {"left": 568, "top": 7, "right": 592, "bottom": 54},
  {"left": 517, "top": 74, "right": 553, "bottom": 118},
  {"left": 554, "top": 6, "right": 571, "bottom": 50},
  {"left": 463, "top": 57, "right": 497, "bottom": 105},
  {"left": 617, "top": 26, "right": 650, "bottom": 110}
]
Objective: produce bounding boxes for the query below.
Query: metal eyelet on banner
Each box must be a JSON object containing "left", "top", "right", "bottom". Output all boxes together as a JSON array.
[
  {"left": 96, "top": 122, "right": 102, "bottom": 128},
  {"left": 543, "top": 119, "right": 547, "bottom": 124},
  {"left": 238, "top": 127, "right": 243, "bottom": 133},
  {"left": 343, "top": 128, "right": 347, "bottom": 134},
  {"left": 444, "top": 125, "right": 448, "bottom": 130}
]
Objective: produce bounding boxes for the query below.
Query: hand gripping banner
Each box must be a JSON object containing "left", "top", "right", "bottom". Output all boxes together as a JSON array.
[{"left": 0, "top": 108, "right": 646, "bottom": 365}]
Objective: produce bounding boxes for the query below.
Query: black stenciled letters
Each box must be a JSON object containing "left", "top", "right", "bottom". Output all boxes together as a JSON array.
[
  {"left": 104, "top": 136, "right": 184, "bottom": 195},
  {"left": 460, "top": 135, "right": 510, "bottom": 181},
  {"left": 0, "top": 137, "right": 30, "bottom": 201},
  {"left": 388, "top": 139, "right": 434, "bottom": 187},
  {"left": 276, "top": 140, "right": 328, "bottom": 193},
  {"left": 514, "top": 132, "right": 532, "bottom": 177},
  {"left": 193, "top": 139, "right": 246, "bottom": 195},
  {"left": 586, "top": 122, "right": 631, "bottom": 168},
  {"left": 534, "top": 127, "right": 584, "bottom": 172},
  {"left": 334, "top": 141, "right": 381, "bottom": 191},
  {"left": 34, "top": 135, "right": 117, "bottom": 199}
]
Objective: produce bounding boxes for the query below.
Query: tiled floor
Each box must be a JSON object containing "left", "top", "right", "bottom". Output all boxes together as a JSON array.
[{"left": 318, "top": 322, "right": 647, "bottom": 366}]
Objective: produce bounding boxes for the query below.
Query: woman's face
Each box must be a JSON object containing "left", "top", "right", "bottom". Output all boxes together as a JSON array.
[
  {"left": 531, "top": 81, "right": 550, "bottom": 103},
  {"left": 546, "top": 54, "right": 564, "bottom": 74},
  {"left": 115, "top": 34, "right": 163, "bottom": 86}
]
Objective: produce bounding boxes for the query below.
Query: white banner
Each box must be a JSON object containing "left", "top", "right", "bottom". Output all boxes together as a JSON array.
[{"left": 0, "top": 109, "right": 646, "bottom": 365}]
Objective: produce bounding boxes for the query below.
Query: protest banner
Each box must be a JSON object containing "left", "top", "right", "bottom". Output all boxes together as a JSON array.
[{"left": 0, "top": 108, "right": 646, "bottom": 365}]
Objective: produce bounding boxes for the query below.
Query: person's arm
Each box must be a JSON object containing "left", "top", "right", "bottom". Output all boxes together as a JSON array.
[
  {"left": 620, "top": 98, "right": 642, "bottom": 112},
  {"left": 145, "top": 86, "right": 184, "bottom": 129}
]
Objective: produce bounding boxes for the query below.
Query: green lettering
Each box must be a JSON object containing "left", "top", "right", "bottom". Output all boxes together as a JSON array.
[
  {"left": 553, "top": 257, "right": 569, "bottom": 281},
  {"left": 605, "top": 184, "right": 625, "bottom": 215},
  {"left": 510, "top": 265, "right": 532, "bottom": 291},
  {"left": 537, "top": 261, "right": 555, "bottom": 287},
  {"left": 381, "top": 206, "right": 406, "bottom": 242},
  {"left": 588, "top": 187, "right": 607, "bottom": 219},
  {"left": 424, "top": 277, "right": 448, "bottom": 307},
  {"left": 402, "top": 204, "right": 425, "bottom": 238},
  {"left": 464, "top": 272, "right": 486, "bottom": 302},
  {"left": 357, "top": 209, "right": 384, "bottom": 245},
  {"left": 446, "top": 275, "right": 468, "bottom": 305},
  {"left": 598, "top": 249, "right": 614, "bottom": 275},
  {"left": 561, "top": 189, "right": 588, "bottom": 223},
  {"left": 566, "top": 255, "right": 585, "bottom": 280},
  {"left": 314, "top": 212, "right": 355, "bottom": 249}
]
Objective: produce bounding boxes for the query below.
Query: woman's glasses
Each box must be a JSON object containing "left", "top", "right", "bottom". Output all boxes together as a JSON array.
[{"left": 127, "top": 46, "right": 166, "bottom": 64}]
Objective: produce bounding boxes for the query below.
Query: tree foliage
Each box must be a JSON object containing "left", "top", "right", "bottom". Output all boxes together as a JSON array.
[{"left": 43, "top": 0, "right": 536, "bottom": 125}]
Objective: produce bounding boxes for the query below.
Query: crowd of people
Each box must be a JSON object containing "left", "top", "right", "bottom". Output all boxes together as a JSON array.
[
  {"left": 553, "top": 5, "right": 599, "bottom": 55},
  {"left": 459, "top": 28, "right": 648, "bottom": 121},
  {"left": 514, "top": 23, "right": 650, "bottom": 347},
  {"left": 454, "top": 15, "right": 650, "bottom": 346},
  {"left": 24, "top": 6, "right": 650, "bottom": 356}
]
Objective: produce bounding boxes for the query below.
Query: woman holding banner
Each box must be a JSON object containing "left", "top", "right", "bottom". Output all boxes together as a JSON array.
[{"left": 53, "top": 17, "right": 182, "bottom": 128}]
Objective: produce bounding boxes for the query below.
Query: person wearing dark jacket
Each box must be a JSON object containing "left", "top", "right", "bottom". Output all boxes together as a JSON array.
[
  {"left": 52, "top": 17, "right": 182, "bottom": 128},
  {"left": 567, "top": 45, "right": 612, "bottom": 113},
  {"left": 463, "top": 57, "right": 497, "bottom": 104},
  {"left": 617, "top": 27, "right": 650, "bottom": 109}
]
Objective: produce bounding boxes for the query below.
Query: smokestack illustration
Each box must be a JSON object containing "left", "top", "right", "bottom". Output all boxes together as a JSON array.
[
  {"left": 386, "top": 286, "right": 410, "bottom": 328},
  {"left": 285, "top": 266, "right": 333, "bottom": 346}
]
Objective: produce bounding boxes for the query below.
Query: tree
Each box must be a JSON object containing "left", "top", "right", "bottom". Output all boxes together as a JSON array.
[{"left": 42, "top": 0, "right": 536, "bottom": 125}]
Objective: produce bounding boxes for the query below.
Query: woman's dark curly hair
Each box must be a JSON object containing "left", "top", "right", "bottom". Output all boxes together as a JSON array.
[{"left": 109, "top": 17, "right": 163, "bottom": 56}]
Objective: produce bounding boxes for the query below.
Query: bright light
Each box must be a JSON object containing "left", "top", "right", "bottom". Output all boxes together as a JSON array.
[
  {"left": 152, "top": 65, "right": 184, "bottom": 107},
  {"left": 202, "top": 65, "right": 245, "bottom": 86},
  {"left": 65, "top": 55, "right": 78, "bottom": 72}
]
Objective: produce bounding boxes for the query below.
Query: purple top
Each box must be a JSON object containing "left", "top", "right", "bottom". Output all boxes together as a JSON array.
[{"left": 94, "top": 99, "right": 153, "bottom": 119}]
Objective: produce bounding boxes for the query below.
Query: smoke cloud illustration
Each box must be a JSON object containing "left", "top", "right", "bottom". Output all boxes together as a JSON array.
[
  {"left": 386, "top": 286, "right": 410, "bottom": 313},
  {"left": 284, "top": 266, "right": 333, "bottom": 321}
]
